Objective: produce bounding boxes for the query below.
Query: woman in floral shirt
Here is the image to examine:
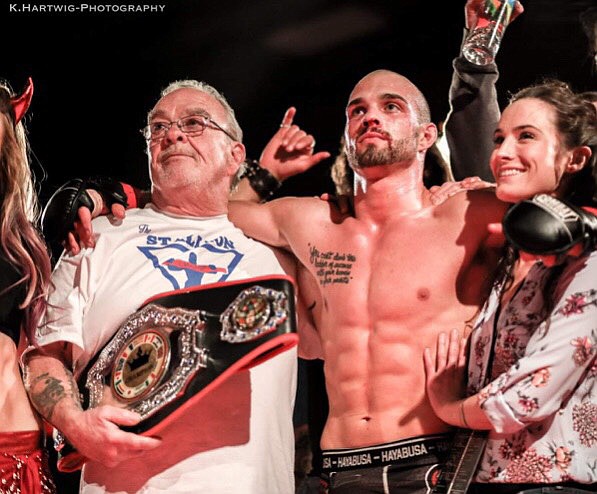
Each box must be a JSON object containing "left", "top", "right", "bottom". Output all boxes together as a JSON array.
[{"left": 424, "top": 80, "right": 596, "bottom": 493}]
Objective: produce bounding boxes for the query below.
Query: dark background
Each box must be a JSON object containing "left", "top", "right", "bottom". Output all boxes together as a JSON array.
[
  {"left": 2, "top": 2, "right": 595, "bottom": 490},
  {"left": 3, "top": 0, "right": 596, "bottom": 203}
]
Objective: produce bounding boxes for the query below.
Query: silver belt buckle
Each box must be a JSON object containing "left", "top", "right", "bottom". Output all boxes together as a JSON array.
[
  {"left": 84, "top": 285, "right": 289, "bottom": 420},
  {"left": 85, "top": 304, "right": 208, "bottom": 420}
]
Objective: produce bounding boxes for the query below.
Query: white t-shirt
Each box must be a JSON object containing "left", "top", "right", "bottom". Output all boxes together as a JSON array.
[{"left": 38, "top": 205, "right": 297, "bottom": 494}]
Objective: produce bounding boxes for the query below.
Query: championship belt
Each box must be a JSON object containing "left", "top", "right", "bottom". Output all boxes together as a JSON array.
[{"left": 56, "top": 275, "right": 298, "bottom": 472}]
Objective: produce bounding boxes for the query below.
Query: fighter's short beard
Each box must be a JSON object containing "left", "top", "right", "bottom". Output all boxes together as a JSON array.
[{"left": 347, "top": 136, "right": 417, "bottom": 170}]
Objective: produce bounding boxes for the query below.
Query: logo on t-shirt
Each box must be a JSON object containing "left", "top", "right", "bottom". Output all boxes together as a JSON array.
[{"left": 138, "top": 234, "right": 244, "bottom": 289}]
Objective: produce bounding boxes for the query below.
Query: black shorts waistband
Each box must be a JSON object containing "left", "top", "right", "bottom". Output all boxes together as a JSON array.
[{"left": 321, "top": 433, "right": 451, "bottom": 473}]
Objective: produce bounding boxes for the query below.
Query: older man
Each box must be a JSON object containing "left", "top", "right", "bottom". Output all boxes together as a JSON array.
[
  {"left": 24, "top": 80, "right": 303, "bottom": 494},
  {"left": 227, "top": 69, "right": 508, "bottom": 493}
]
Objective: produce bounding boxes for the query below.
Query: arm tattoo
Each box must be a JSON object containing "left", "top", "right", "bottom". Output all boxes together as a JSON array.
[{"left": 29, "top": 371, "right": 83, "bottom": 421}]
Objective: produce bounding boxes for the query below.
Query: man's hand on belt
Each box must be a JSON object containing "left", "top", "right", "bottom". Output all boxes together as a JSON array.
[{"left": 63, "top": 406, "right": 161, "bottom": 468}]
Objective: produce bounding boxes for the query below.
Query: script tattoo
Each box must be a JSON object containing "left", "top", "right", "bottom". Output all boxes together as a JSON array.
[
  {"left": 30, "top": 371, "right": 82, "bottom": 420},
  {"left": 308, "top": 243, "right": 356, "bottom": 287}
]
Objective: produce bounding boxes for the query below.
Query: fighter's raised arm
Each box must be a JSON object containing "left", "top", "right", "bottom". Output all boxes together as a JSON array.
[{"left": 231, "top": 107, "right": 330, "bottom": 203}]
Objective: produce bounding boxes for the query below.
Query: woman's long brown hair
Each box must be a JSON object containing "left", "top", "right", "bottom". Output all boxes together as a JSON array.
[{"left": 0, "top": 85, "right": 51, "bottom": 344}]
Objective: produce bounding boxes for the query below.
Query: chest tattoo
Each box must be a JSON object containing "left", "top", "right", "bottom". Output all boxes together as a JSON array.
[{"left": 308, "top": 243, "right": 356, "bottom": 287}]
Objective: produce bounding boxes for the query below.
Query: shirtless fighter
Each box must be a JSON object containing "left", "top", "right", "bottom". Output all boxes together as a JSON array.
[{"left": 227, "top": 70, "right": 506, "bottom": 493}]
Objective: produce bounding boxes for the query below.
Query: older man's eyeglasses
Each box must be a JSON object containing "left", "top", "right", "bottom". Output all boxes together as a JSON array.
[{"left": 141, "top": 114, "right": 237, "bottom": 141}]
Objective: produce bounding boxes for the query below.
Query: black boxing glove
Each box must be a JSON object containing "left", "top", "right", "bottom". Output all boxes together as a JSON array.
[
  {"left": 41, "top": 176, "right": 135, "bottom": 246},
  {"left": 503, "top": 194, "right": 597, "bottom": 256}
]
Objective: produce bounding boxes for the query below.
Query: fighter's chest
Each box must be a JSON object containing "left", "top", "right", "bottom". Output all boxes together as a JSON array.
[{"left": 300, "top": 220, "right": 467, "bottom": 296}]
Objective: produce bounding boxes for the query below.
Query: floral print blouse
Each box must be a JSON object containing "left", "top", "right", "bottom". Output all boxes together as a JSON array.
[{"left": 468, "top": 250, "right": 596, "bottom": 484}]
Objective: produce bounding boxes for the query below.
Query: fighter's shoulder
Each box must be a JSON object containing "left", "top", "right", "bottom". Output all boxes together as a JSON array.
[
  {"left": 269, "top": 195, "right": 337, "bottom": 218},
  {"left": 468, "top": 188, "right": 508, "bottom": 219},
  {"left": 446, "top": 187, "right": 505, "bottom": 216}
]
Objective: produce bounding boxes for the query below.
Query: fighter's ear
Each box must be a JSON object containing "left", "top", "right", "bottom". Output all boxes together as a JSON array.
[{"left": 417, "top": 122, "right": 438, "bottom": 152}]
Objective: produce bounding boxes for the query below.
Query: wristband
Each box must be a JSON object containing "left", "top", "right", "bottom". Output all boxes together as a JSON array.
[
  {"left": 120, "top": 182, "right": 138, "bottom": 208},
  {"left": 243, "top": 160, "right": 282, "bottom": 202}
]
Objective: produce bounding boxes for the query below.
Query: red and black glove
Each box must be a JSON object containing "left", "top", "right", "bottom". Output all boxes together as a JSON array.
[
  {"left": 503, "top": 194, "right": 597, "bottom": 256},
  {"left": 41, "top": 177, "right": 138, "bottom": 246}
]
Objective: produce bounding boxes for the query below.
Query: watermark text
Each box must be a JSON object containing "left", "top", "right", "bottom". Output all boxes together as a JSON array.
[{"left": 8, "top": 3, "right": 166, "bottom": 14}]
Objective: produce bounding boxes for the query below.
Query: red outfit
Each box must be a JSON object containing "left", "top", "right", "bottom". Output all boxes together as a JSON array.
[{"left": 0, "top": 430, "right": 55, "bottom": 493}]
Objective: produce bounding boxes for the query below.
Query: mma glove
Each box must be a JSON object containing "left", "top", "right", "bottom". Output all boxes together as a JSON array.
[
  {"left": 41, "top": 176, "right": 133, "bottom": 246},
  {"left": 503, "top": 194, "right": 597, "bottom": 256}
]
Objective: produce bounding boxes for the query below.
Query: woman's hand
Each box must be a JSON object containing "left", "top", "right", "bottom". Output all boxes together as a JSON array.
[{"left": 423, "top": 329, "right": 468, "bottom": 425}]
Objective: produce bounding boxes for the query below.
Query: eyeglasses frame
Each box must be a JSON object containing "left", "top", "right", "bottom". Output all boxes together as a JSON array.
[{"left": 140, "top": 113, "right": 237, "bottom": 142}]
